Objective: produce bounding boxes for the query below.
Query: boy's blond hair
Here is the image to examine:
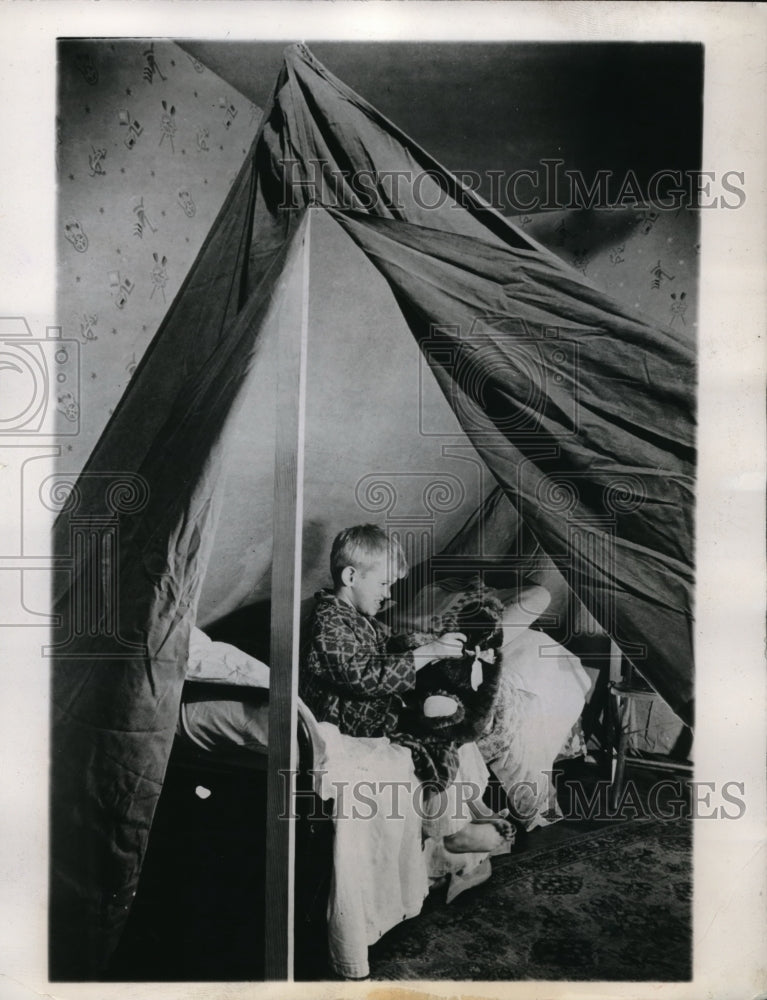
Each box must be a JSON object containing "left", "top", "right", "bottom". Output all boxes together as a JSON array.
[{"left": 330, "top": 524, "right": 407, "bottom": 587}]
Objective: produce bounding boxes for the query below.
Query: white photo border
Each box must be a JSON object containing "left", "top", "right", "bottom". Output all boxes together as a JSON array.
[{"left": 1, "top": 3, "right": 765, "bottom": 999}]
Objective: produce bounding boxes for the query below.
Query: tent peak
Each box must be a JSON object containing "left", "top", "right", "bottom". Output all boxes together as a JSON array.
[{"left": 282, "top": 41, "right": 314, "bottom": 66}]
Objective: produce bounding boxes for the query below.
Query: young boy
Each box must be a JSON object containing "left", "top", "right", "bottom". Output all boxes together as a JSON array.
[{"left": 301, "top": 523, "right": 512, "bottom": 856}]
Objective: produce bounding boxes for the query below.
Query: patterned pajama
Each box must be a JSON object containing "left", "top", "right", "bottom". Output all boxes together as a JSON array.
[{"left": 301, "top": 591, "right": 460, "bottom": 789}]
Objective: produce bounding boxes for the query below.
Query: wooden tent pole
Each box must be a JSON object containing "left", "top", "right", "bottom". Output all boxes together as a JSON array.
[
  {"left": 264, "top": 211, "right": 311, "bottom": 980},
  {"left": 609, "top": 637, "right": 623, "bottom": 683}
]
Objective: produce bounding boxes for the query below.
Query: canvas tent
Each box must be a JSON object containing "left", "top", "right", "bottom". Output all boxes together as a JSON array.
[{"left": 50, "top": 43, "right": 695, "bottom": 979}]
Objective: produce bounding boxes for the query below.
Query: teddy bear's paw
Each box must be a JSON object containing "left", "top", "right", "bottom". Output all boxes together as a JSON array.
[{"left": 424, "top": 694, "right": 460, "bottom": 718}]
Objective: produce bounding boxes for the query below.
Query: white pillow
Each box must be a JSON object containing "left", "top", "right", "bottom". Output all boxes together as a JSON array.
[{"left": 186, "top": 626, "right": 271, "bottom": 689}]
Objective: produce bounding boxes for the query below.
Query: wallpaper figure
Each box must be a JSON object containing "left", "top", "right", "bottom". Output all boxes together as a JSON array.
[
  {"left": 64, "top": 220, "right": 89, "bottom": 253},
  {"left": 77, "top": 313, "right": 98, "bottom": 342},
  {"left": 143, "top": 43, "right": 167, "bottom": 85},
  {"left": 186, "top": 52, "right": 205, "bottom": 74},
  {"left": 108, "top": 270, "right": 135, "bottom": 310},
  {"left": 650, "top": 260, "right": 675, "bottom": 289},
  {"left": 609, "top": 243, "right": 626, "bottom": 265},
  {"left": 132, "top": 198, "right": 157, "bottom": 239},
  {"left": 220, "top": 98, "right": 238, "bottom": 129},
  {"left": 177, "top": 189, "right": 196, "bottom": 218},
  {"left": 150, "top": 254, "right": 169, "bottom": 302},
  {"left": 57, "top": 390, "right": 80, "bottom": 423},
  {"left": 159, "top": 101, "right": 177, "bottom": 151},
  {"left": 118, "top": 109, "right": 144, "bottom": 150},
  {"left": 670, "top": 291, "right": 688, "bottom": 325},
  {"left": 636, "top": 207, "right": 659, "bottom": 234},
  {"left": 88, "top": 147, "right": 107, "bottom": 177}
]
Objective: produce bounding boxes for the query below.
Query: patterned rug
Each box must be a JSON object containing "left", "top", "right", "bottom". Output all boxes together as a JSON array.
[{"left": 368, "top": 816, "right": 691, "bottom": 981}]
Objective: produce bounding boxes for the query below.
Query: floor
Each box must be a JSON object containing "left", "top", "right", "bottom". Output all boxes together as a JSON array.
[
  {"left": 367, "top": 757, "right": 692, "bottom": 979},
  {"left": 106, "top": 753, "right": 692, "bottom": 981}
]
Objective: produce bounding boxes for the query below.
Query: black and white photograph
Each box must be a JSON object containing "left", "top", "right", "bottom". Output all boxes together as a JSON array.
[{"left": 0, "top": 4, "right": 765, "bottom": 999}]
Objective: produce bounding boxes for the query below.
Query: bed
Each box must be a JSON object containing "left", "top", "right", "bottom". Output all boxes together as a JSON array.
[
  {"left": 167, "top": 626, "right": 433, "bottom": 980},
  {"left": 156, "top": 578, "right": 593, "bottom": 979}
]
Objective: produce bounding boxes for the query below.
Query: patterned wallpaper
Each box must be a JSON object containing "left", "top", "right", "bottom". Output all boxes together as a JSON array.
[
  {"left": 57, "top": 40, "right": 262, "bottom": 471},
  {"left": 512, "top": 205, "right": 698, "bottom": 337}
]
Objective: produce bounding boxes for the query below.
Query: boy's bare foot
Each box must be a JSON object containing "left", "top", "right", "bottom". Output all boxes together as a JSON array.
[
  {"left": 464, "top": 804, "right": 513, "bottom": 841},
  {"left": 443, "top": 818, "right": 510, "bottom": 854},
  {"left": 470, "top": 814, "right": 514, "bottom": 840}
]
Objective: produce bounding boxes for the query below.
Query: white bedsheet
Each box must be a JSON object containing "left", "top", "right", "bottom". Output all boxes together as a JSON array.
[
  {"left": 482, "top": 628, "right": 592, "bottom": 829},
  {"left": 308, "top": 720, "right": 429, "bottom": 979}
]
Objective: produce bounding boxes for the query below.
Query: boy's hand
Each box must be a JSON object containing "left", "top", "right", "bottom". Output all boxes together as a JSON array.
[
  {"left": 438, "top": 632, "right": 467, "bottom": 655},
  {"left": 412, "top": 632, "right": 466, "bottom": 669}
]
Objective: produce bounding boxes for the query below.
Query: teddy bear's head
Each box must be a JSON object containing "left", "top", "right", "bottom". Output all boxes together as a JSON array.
[
  {"left": 434, "top": 591, "right": 504, "bottom": 652},
  {"left": 413, "top": 586, "right": 506, "bottom": 740}
]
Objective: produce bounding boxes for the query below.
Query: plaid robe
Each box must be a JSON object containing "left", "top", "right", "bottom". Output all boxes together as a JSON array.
[{"left": 301, "top": 591, "right": 459, "bottom": 789}]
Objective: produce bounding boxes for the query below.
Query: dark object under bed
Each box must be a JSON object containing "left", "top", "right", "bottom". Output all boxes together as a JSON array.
[{"left": 106, "top": 683, "right": 334, "bottom": 981}]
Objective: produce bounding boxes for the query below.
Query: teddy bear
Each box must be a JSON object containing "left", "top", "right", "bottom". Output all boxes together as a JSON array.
[{"left": 391, "top": 589, "right": 506, "bottom": 744}]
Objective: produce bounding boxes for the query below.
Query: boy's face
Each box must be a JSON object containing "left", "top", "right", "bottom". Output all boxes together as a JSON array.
[{"left": 346, "top": 555, "right": 393, "bottom": 617}]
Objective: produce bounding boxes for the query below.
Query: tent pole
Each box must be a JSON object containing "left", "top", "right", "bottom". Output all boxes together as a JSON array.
[
  {"left": 609, "top": 637, "right": 623, "bottom": 683},
  {"left": 264, "top": 210, "right": 311, "bottom": 980},
  {"left": 608, "top": 638, "right": 623, "bottom": 787}
]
